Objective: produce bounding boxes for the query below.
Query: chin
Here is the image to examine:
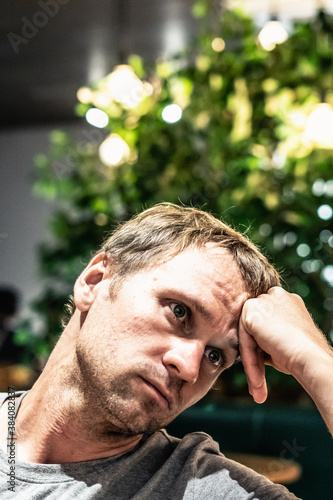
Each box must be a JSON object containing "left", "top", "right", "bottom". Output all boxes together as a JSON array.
[{"left": 104, "top": 401, "right": 175, "bottom": 436}]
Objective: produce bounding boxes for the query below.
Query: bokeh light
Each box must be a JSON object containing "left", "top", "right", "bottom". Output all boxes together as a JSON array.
[
  {"left": 296, "top": 243, "right": 311, "bottom": 258},
  {"left": 304, "top": 104, "right": 333, "bottom": 149},
  {"left": 162, "top": 104, "right": 182, "bottom": 123},
  {"left": 321, "top": 265, "right": 333, "bottom": 287},
  {"left": 317, "top": 204, "right": 333, "bottom": 220},
  {"left": 77, "top": 87, "right": 93, "bottom": 104},
  {"left": 99, "top": 134, "right": 130, "bottom": 167},
  {"left": 106, "top": 65, "right": 144, "bottom": 109},
  {"left": 301, "top": 259, "right": 322, "bottom": 274},
  {"left": 212, "top": 37, "right": 225, "bottom": 52},
  {"left": 85, "top": 108, "right": 109, "bottom": 128},
  {"left": 320, "top": 229, "right": 332, "bottom": 243},
  {"left": 258, "top": 21, "right": 288, "bottom": 51}
]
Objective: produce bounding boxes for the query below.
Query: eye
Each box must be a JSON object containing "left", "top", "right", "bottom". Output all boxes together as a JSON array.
[
  {"left": 204, "top": 347, "right": 223, "bottom": 368},
  {"left": 170, "top": 302, "right": 190, "bottom": 323}
]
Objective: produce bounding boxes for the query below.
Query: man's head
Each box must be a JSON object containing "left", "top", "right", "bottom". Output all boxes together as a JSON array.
[
  {"left": 99, "top": 202, "right": 280, "bottom": 297},
  {"left": 70, "top": 203, "right": 280, "bottom": 435}
]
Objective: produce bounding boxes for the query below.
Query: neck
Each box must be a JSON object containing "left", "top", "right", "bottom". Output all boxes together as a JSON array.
[{"left": 0, "top": 313, "right": 143, "bottom": 464}]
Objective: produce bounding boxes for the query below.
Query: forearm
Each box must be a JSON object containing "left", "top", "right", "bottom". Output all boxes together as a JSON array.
[{"left": 295, "top": 346, "right": 333, "bottom": 437}]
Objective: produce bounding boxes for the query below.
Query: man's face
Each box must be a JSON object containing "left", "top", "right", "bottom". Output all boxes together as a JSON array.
[{"left": 75, "top": 244, "right": 248, "bottom": 435}]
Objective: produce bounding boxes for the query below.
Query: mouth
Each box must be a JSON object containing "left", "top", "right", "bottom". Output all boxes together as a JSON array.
[{"left": 139, "top": 377, "right": 172, "bottom": 410}]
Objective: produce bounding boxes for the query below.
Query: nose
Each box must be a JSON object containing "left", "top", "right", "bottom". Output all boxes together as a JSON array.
[{"left": 162, "top": 340, "right": 203, "bottom": 385}]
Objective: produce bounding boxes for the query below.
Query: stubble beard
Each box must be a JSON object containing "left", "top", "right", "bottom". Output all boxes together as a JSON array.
[
  {"left": 74, "top": 346, "right": 183, "bottom": 437},
  {"left": 102, "top": 373, "right": 175, "bottom": 435}
]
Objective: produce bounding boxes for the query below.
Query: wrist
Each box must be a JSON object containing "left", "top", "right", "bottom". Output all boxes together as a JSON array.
[{"left": 295, "top": 345, "right": 333, "bottom": 401}]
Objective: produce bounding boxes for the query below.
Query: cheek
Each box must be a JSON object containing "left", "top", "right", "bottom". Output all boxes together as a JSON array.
[
  {"left": 84, "top": 289, "right": 172, "bottom": 359},
  {"left": 116, "top": 296, "right": 167, "bottom": 340},
  {"left": 183, "top": 377, "right": 217, "bottom": 408}
]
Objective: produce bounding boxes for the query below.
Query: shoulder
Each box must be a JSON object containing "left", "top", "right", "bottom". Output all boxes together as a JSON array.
[
  {"left": 156, "top": 430, "right": 299, "bottom": 499},
  {"left": 149, "top": 429, "right": 219, "bottom": 457}
]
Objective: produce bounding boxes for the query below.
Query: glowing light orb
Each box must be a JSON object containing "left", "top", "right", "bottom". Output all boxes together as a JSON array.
[
  {"left": 99, "top": 134, "right": 130, "bottom": 166},
  {"left": 258, "top": 21, "right": 288, "bottom": 51},
  {"left": 162, "top": 104, "right": 182, "bottom": 123},
  {"left": 85, "top": 108, "right": 109, "bottom": 128}
]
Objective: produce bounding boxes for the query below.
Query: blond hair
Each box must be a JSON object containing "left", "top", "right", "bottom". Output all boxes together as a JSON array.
[{"left": 100, "top": 203, "right": 280, "bottom": 297}]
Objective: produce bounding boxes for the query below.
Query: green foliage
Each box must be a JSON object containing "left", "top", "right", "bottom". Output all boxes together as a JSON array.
[{"left": 30, "top": 2, "right": 332, "bottom": 397}]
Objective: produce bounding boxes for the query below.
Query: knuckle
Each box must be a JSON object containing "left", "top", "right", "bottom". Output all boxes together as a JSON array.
[{"left": 290, "top": 292, "right": 303, "bottom": 304}]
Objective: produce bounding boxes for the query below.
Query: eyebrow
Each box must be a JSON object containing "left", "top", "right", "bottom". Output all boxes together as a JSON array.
[{"left": 172, "top": 292, "right": 214, "bottom": 322}]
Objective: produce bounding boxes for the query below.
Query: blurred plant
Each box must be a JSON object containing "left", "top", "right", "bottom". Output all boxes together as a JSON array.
[{"left": 28, "top": 1, "right": 332, "bottom": 398}]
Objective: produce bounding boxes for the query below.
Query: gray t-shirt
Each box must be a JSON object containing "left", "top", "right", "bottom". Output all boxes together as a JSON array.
[{"left": 0, "top": 393, "right": 298, "bottom": 499}]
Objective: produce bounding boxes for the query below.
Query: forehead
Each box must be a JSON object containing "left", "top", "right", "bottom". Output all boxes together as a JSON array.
[
  {"left": 151, "top": 244, "right": 244, "bottom": 287},
  {"left": 147, "top": 244, "right": 248, "bottom": 326}
]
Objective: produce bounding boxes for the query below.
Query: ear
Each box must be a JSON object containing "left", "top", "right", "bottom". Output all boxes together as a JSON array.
[{"left": 74, "top": 253, "right": 108, "bottom": 312}]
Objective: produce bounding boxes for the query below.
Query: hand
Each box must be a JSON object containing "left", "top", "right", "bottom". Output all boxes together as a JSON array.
[{"left": 239, "top": 286, "right": 332, "bottom": 404}]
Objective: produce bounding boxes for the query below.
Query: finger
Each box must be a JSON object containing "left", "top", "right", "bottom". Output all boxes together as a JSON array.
[{"left": 239, "top": 320, "right": 268, "bottom": 404}]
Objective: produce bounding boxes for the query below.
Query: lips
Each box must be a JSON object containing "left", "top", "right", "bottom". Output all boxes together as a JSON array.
[{"left": 139, "top": 377, "right": 172, "bottom": 409}]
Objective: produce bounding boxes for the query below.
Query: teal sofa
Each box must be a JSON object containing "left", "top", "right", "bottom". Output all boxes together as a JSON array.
[{"left": 167, "top": 403, "right": 333, "bottom": 499}]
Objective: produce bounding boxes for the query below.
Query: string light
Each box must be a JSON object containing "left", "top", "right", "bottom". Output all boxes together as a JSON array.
[
  {"left": 106, "top": 65, "right": 144, "bottom": 109},
  {"left": 258, "top": 20, "right": 288, "bottom": 51},
  {"left": 99, "top": 134, "right": 130, "bottom": 167}
]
